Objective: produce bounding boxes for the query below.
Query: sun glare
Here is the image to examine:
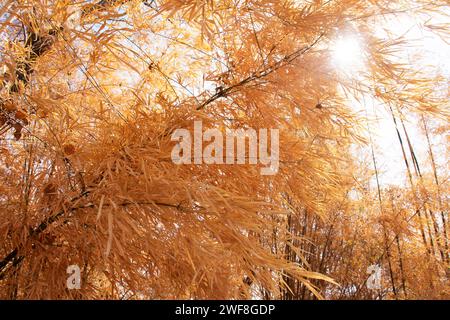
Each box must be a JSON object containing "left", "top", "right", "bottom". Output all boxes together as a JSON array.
[{"left": 332, "top": 36, "right": 365, "bottom": 72}]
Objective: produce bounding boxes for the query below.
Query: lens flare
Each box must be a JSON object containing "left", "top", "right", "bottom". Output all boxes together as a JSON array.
[{"left": 332, "top": 36, "right": 365, "bottom": 71}]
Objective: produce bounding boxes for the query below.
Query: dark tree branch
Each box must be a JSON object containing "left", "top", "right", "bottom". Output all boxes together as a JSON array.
[
  {"left": 196, "top": 34, "right": 324, "bottom": 110},
  {"left": 0, "top": 191, "right": 183, "bottom": 280}
]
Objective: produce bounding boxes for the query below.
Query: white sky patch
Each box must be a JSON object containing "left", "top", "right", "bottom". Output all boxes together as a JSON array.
[
  {"left": 374, "top": 13, "right": 450, "bottom": 78},
  {"left": 334, "top": 11, "right": 449, "bottom": 187}
]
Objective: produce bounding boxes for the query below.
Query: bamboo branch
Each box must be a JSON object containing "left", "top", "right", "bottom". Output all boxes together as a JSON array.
[{"left": 196, "top": 34, "right": 324, "bottom": 110}]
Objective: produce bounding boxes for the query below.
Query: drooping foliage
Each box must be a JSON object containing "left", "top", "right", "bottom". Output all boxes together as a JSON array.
[{"left": 0, "top": 0, "right": 448, "bottom": 299}]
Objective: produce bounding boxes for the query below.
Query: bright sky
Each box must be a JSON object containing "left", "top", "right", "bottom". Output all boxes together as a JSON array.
[{"left": 331, "top": 12, "right": 449, "bottom": 187}]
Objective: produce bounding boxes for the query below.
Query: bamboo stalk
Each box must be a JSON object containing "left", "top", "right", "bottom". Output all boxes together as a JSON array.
[{"left": 388, "top": 105, "right": 430, "bottom": 254}]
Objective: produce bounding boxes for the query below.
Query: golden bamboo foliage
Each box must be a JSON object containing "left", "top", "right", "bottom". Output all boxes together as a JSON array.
[{"left": 0, "top": 0, "right": 448, "bottom": 299}]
